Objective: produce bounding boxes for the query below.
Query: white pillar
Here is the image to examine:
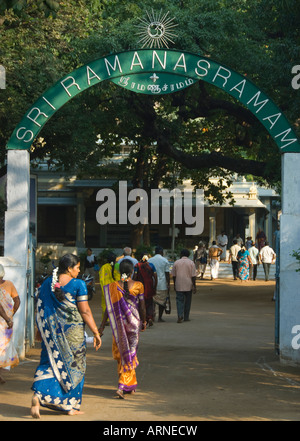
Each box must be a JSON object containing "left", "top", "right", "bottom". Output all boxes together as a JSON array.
[
  {"left": 279, "top": 153, "right": 300, "bottom": 364},
  {"left": 4, "top": 150, "right": 30, "bottom": 359},
  {"left": 249, "top": 209, "right": 256, "bottom": 241},
  {"left": 209, "top": 209, "right": 216, "bottom": 245}
]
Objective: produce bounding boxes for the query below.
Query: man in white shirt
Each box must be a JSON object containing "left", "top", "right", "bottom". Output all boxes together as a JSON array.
[
  {"left": 148, "top": 247, "right": 170, "bottom": 322},
  {"left": 233, "top": 233, "right": 243, "bottom": 247},
  {"left": 217, "top": 231, "right": 228, "bottom": 261},
  {"left": 229, "top": 240, "right": 241, "bottom": 280},
  {"left": 259, "top": 242, "right": 276, "bottom": 281},
  {"left": 248, "top": 241, "right": 259, "bottom": 280}
]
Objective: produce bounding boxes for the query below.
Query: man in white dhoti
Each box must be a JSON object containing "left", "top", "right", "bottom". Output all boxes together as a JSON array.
[
  {"left": 217, "top": 231, "right": 228, "bottom": 261},
  {"left": 208, "top": 242, "right": 223, "bottom": 280},
  {"left": 148, "top": 246, "right": 170, "bottom": 322}
]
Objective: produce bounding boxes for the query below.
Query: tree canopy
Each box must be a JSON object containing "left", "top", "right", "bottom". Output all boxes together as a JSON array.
[{"left": 1, "top": 0, "right": 300, "bottom": 204}]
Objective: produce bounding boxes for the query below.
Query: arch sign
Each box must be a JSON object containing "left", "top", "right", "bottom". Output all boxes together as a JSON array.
[{"left": 7, "top": 49, "right": 300, "bottom": 152}]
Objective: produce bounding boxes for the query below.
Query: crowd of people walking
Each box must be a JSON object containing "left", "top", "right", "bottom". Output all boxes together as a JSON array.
[
  {"left": 193, "top": 229, "right": 276, "bottom": 283},
  {"left": 0, "top": 229, "right": 277, "bottom": 418}
]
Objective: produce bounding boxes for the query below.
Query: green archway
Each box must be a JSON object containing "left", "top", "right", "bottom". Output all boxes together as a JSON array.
[
  {"left": 6, "top": 49, "right": 300, "bottom": 152},
  {"left": 5, "top": 48, "right": 300, "bottom": 364}
]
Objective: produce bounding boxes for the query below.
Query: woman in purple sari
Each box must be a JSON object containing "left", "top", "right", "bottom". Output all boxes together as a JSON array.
[{"left": 99, "top": 259, "right": 146, "bottom": 399}]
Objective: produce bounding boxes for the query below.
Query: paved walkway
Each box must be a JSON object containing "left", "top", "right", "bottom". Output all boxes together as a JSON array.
[{"left": 1, "top": 278, "right": 300, "bottom": 421}]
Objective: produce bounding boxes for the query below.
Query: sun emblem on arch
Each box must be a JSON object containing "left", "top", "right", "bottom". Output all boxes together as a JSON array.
[{"left": 135, "top": 9, "right": 178, "bottom": 49}]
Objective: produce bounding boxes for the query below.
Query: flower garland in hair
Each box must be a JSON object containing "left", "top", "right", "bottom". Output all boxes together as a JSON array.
[
  {"left": 121, "top": 273, "right": 129, "bottom": 281},
  {"left": 51, "top": 267, "right": 61, "bottom": 292},
  {"left": 142, "top": 255, "right": 148, "bottom": 262}
]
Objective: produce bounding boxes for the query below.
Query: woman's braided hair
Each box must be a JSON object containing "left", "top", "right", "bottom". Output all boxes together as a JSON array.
[
  {"left": 106, "top": 251, "right": 117, "bottom": 280},
  {"left": 52, "top": 253, "right": 80, "bottom": 301},
  {"left": 119, "top": 259, "right": 134, "bottom": 300}
]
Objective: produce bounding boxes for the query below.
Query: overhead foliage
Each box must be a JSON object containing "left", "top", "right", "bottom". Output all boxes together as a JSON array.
[{"left": 1, "top": 0, "right": 300, "bottom": 203}]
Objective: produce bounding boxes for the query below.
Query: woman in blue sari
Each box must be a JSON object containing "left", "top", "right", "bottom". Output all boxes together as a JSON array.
[
  {"left": 31, "top": 254, "right": 101, "bottom": 419},
  {"left": 237, "top": 247, "right": 251, "bottom": 281}
]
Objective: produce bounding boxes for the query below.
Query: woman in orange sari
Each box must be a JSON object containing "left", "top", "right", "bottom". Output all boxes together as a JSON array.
[
  {"left": 0, "top": 264, "right": 20, "bottom": 384},
  {"left": 99, "top": 259, "right": 146, "bottom": 399}
]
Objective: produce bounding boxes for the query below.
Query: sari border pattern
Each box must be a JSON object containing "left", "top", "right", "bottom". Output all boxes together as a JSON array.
[
  {"left": 36, "top": 297, "right": 73, "bottom": 393},
  {"left": 34, "top": 390, "right": 81, "bottom": 412}
]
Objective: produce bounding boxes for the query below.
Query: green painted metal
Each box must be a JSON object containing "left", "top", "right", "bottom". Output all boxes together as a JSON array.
[{"left": 6, "top": 49, "right": 300, "bottom": 152}]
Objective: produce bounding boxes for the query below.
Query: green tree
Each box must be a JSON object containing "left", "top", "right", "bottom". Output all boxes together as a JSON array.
[{"left": 1, "top": 0, "right": 299, "bottom": 216}]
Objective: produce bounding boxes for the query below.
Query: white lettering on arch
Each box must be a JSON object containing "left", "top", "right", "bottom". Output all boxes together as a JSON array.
[
  {"left": 86, "top": 66, "right": 101, "bottom": 85},
  {"left": 26, "top": 107, "right": 48, "bottom": 127},
  {"left": 60, "top": 76, "right": 81, "bottom": 97},
  {"left": 104, "top": 56, "right": 122, "bottom": 76},
  {"left": 173, "top": 53, "right": 187, "bottom": 72},
  {"left": 212, "top": 66, "right": 231, "bottom": 87},
  {"left": 275, "top": 128, "right": 298, "bottom": 148},
  {"left": 16, "top": 127, "right": 34, "bottom": 143},
  {"left": 130, "top": 52, "right": 144, "bottom": 70},
  {"left": 262, "top": 112, "right": 282, "bottom": 130},
  {"left": 247, "top": 91, "right": 269, "bottom": 113},
  {"left": 230, "top": 79, "right": 246, "bottom": 98},
  {"left": 195, "top": 59, "right": 210, "bottom": 77},
  {"left": 42, "top": 96, "right": 56, "bottom": 110},
  {"left": 152, "top": 50, "right": 167, "bottom": 69}
]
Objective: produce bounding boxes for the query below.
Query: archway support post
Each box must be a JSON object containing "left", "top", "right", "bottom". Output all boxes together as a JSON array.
[
  {"left": 279, "top": 153, "right": 300, "bottom": 363},
  {"left": 4, "top": 149, "right": 30, "bottom": 358}
]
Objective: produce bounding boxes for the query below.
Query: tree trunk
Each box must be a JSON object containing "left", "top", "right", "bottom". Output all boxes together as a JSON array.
[{"left": 131, "top": 224, "right": 145, "bottom": 251}]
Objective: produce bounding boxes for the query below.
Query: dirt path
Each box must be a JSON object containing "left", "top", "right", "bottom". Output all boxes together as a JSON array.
[{"left": 1, "top": 278, "right": 300, "bottom": 421}]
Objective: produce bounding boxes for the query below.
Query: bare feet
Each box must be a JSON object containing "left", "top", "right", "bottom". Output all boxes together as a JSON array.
[
  {"left": 31, "top": 394, "right": 40, "bottom": 419},
  {"left": 68, "top": 409, "right": 85, "bottom": 415},
  {"left": 30, "top": 394, "right": 84, "bottom": 417}
]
